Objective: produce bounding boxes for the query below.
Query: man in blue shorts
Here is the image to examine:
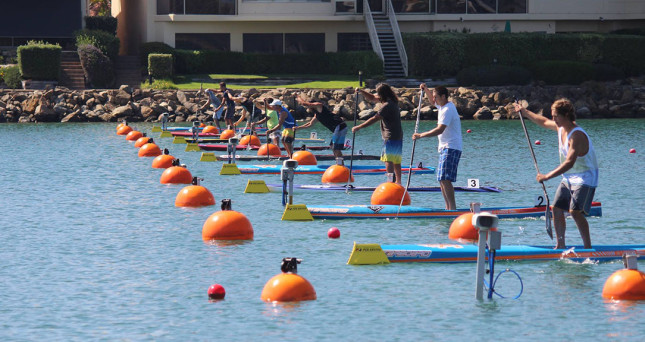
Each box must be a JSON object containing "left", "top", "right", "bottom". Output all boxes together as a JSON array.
[
  {"left": 294, "top": 94, "right": 347, "bottom": 158},
  {"left": 413, "top": 85, "right": 462, "bottom": 210}
]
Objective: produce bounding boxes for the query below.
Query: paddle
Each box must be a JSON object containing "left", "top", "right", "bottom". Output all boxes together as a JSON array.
[
  {"left": 516, "top": 99, "right": 554, "bottom": 240},
  {"left": 396, "top": 90, "right": 424, "bottom": 217},
  {"left": 346, "top": 83, "right": 360, "bottom": 193}
]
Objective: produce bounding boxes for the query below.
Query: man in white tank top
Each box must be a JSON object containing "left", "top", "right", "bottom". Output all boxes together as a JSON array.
[{"left": 514, "top": 99, "right": 598, "bottom": 249}]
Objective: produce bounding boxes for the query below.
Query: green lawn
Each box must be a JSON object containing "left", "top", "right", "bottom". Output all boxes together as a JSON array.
[{"left": 168, "top": 74, "right": 361, "bottom": 90}]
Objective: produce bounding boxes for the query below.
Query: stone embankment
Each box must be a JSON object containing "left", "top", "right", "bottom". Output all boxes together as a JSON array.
[{"left": 1, "top": 78, "right": 644, "bottom": 123}]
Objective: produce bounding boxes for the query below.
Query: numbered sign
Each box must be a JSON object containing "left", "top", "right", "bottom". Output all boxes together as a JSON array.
[
  {"left": 344, "top": 138, "right": 352, "bottom": 148},
  {"left": 310, "top": 131, "right": 318, "bottom": 139},
  {"left": 534, "top": 195, "right": 546, "bottom": 207},
  {"left": 467, "top": 179, "right": 480, "bottom": 188}
]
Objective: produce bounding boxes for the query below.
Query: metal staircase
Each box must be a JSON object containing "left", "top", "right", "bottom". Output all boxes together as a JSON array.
[{"left": 364, "top": 1, "right": 408, "bottom": 77}]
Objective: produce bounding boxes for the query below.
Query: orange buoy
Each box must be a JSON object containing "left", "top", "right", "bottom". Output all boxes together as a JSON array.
[
  {"left": 138, "top": 142, "right": 162, "bottom": 157},
  {"left": 116, "top": 122, "right": 126, "bottom": 130},
  {"left": 257, "top": 143, "right": 282, "bottom": 157},
  {"left": 260, "top": 258, "right": 316, "bottom": 302},
  {"left": 134, "top": 136, "right": 151, "bottom": 148},
  {"left": 240, "top": 135, "right": 261, "bottom": 146},
  {"left": 370, "top": 182, "right": 410, "bottom": 205},
  {"left": 199, "top": 122, "right": 206, "bottom": 128},
  {"left": 321, "top": 165, "right": 354, "bottom": 183},
  {"left": 117, "top": 125, "right": 133, "bottom": 135},
  {"left": 602, "top": 269, "right": 645, "bottom": 300},
  {"left": 175, "top": 181, "right": 215, "bottom": 207},
  {"left": 220, "top": 129, "right": 236, "bottom": 140},
  {"left": 125, "top": 130, "right": 143, "bottom": 141},
  {"left": 292, "top": 151, "right": 317, "bottom": 165},
  {"left": 160, "top": 165, "right": 193, "bottom": 184},
  {"left": 202, "top": 125, "right": 219, "bottom": 134},
  {"left": 202, "top": 201, "right": 253, "bottom": 240},
  {"left": 449, "top": 213, "right": 478, "bottom": 241},
  {"left": 152, "top": 149, "right": 175, "bottom": 169}
]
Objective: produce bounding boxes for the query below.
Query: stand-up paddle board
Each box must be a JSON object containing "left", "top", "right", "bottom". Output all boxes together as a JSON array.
[
  {"left": 218, "top": 154, "right": 381, "bottom": 162},
  {"left": 266, "top": 184, "right": 501, "bottom": 193},
  {"left": 199, "top": 144, "right": 335, "bottom": 151},
  {"left": 238, "top": 164, "right": 436, "bottom": 175}
]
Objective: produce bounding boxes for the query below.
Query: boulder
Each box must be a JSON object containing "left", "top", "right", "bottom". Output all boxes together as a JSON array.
[
  {"left": 112, "top": 105, "right": 133, "bottom": 119},
  {"left": 22, "top": 96, "right": 40, "bottom": 114},
  {"left": 34, "top": 103, "right": 59, "bottom": 122},
  {"left": 473, "top": 106, "right": 493, "bottom": 120},
  {"left": 358, "top": 109, "right": 375, "bottom": 120},
  {"left": 61, "top": 110, "right": 85, "bottom": 122}
]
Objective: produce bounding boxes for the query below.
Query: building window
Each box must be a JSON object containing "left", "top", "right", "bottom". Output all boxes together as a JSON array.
[
  {"left": 467, "top": 0, "right": 496, "bottom": 13},
  {"left": 285, "top": 34, "right": 325, "bottom": 53},
  {"left": 243, "top": 33, "right": 283, "bottom": 54},
  {"left": 498, "top": 0, "right": 526, "bottom": 13},
  {"left": 335, "top": 0, "right": 356, "bottom": 13},
  {"left": 175, "top": 33, "right": 230, "bottom": 51},
  {"left": 437, "top": 0, "right": 466, "bottom": 13},
  {"left": 392, "top": 0, "right": 430, "bottom": 13},
  {"left": 157, "top": 0, "right": 235, "bottom": 15},
  {"left": 338, "top": 33, "right": 372, "bottom": 51}
]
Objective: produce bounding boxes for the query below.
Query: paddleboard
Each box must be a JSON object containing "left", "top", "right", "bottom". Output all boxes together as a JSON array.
[
  {"left": 218, "top": 154, "right": 381, "bottom": 161},
  {"left": 238, "top": 165, "right": 435, "bottom": 175},
  {"left": 199, "top": 144, "right": 334, "bottom": 151},
  {"left": 308, "top": 202, "right": 602, "bottom": 219},
  {"left": 186, "top": 136, "right": 321, "bottom": 144},
  {"left": 347, "top": 242, "right": 645, "bottom": 264},
  {"left": 165, "top": 126, "right": 267, "bottom": 133},
  {"left": 266, "top": 184, "right": 501, "bottom": 193},
  {"left": 172, "top": 131, "right": 267, "bottom": 137}
]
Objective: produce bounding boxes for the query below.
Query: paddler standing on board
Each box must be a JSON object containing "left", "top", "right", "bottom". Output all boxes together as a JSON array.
[
  {"left": 266, "top": 99, "right": 297, "bottom": 159},
  {"left": 412, "top": 84, "right": 462, "bottom": 210},
  {"left": 352, "top": 83, "right": 403, "bottom": 184},
  {"left": 254, "top": 97, "right": 280, "bottom": 148},
  {"left": 294, "top": 93, "right": 347, "bottom": 158},
  {"left": 514, "top": 98, "right": 598, "bottom": 249}
]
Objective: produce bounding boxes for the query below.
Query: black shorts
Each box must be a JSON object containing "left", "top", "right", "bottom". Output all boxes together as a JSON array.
[
  {"left": 553, "top": 181, "right": 596, "bottom": 214},
  {"left": 224, "top": 105, "right": 236, "bottom": 119}
]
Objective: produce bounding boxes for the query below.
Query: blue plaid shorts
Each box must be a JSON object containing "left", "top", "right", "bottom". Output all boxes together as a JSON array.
[{"left": 437, "top": 148, "right": 461, "bottom": 182}]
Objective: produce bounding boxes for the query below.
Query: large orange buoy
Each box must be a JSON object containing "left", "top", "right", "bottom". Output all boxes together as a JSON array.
[
  {"left": 602, "top": 269, "right": 645, "bottom": 300},
  {"left": 202, "top": 125, "right": 219, "bottom": 134},
  {"left": 449, "top": 213, "right": 478, "bottom": 241},
  {"left": 199, "top": 122, "right": 206, "bottom": 128},
  {"left": 240, "top": 135, "right": 261, "bottom": 146},
  {"left": 152, "top": 149, "right": 175, "bottom": 169},
  {"left": 321, "top": 165, "right": 354, "bottom": 183},
  {"left": 220, "top": 129, "right": 236, "bottom": 140},
  {"left": 175, "top": 178, "right": 215, "bottom": 207},
  {"left": 257, "top": 143, "right": 281, "bottom": 157},
  {"left": 292, "top": 151, "right": 317, "bottom": 165},
  {"left": 117, "top": 125, "right": 133, "bottom": 135},
  {"left": 202, "top": 200, "right": 253, "bottom": 240},
  {"left": 116, "top": 122, "right": 126, "bottom": 130},
  {"left": 260, "top": 258, "right": 316, "bottom": 302},
  {"left": 134, "top": 135, "right": 151, "bottom": 148},
  {"left": 370, "top": 182, "right": 410, "bottom": 205},
  {"left": 160, "top": 164, "right": 193, "bottom": 184},
  {"left": 125, "top": 130, "right": 143, "bottom": 141},
  {"left": 138, "top": 141, "right": 162, "bottom": 157}
]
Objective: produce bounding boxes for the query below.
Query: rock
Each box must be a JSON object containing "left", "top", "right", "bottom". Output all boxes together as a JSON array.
[
  {"left": 141, "top": 106, "right": 155, "bottom": 119},
  {"left": 54, "top": 104, "right": 68, "bottom": 115},
  {"left": 112, "top": 105, "right": 133, "bottom": 119},
  {"left": 576, "top": 106, "right": 592, "bottom": 118},
  {"left": 473, "top": 106, "right": 493, "bottom": 120},
  {"left": 34, "top": 104, "right": 59, "bottom": 122},
  {"left": 61, "top": 110, "right": 85, "bottom": 122},
  {"left": 22, "top": 97, "right": 40, "bottom": 114},
  {"left": 358, "top": 109, "right": 375, "bottom": 120},
  {"left": 400, "top": 110, "right": 410, "bottom": 119}
]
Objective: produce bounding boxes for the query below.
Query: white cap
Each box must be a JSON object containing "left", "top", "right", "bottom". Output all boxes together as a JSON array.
[{"left": 270, "top": 99, "right": 282, "bottom": 106}]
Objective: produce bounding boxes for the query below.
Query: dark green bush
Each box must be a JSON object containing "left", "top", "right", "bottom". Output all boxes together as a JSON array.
[
  {"left": 148, "top": 54, "right": 173, "bottom": 79},
  {"left": 2, "top": 65, "right": 22, "bottom": 89},
  {"left": 601, "top": 35, "right": 645, "bottom": 76},
  {"left": 404, "top": 32, "right": 466, "bottom": 77},
  {"left": 78, "top": 44, "right": 115, "bottom": 88},
  {"left": 74, "top": 29, "right": 120, "bottom": 61},
  {"left": 141, "top": 79, "right": 178, "bottom": 90},
  {"left": 140, "top": 42, "right": 175, "bottom": 68},
  {"left": 593, "top": 63, "right": 625, "bottom": 81},
  {"left": 85, "top": 16, "right": 118, "bottom": 34},
  {"left": 530, "top": 60, "right": 594, "bottom": 85},
  {"left": 457, "top": 64, "right": 531, "bottom": 86},
  {"left": 17, "top": 41, "right": 61, "bottom": 80}
]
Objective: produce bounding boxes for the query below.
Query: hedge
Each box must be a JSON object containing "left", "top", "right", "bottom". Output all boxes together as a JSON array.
[
  {"left": 457, "top": 65, "right": 531, "bottom": 86},
  {"left": 17, "top": 41, "right": 62, "bottom": 80},
  {"left": 140, "top": 42, "right": 175, "bottom": 67},
  {"left": 75, "top": 29, "right": 120, "bottom": 61},
  {"left": 148, "top": 54, "right": 173, "bottom": 79},
  {"left": 78, "top": 44, "right": 115, "bottom": 88},
  {"left": 85, "top": 16, "right": 118, "bottom": 35},
  {"left": 530, "top": 60, "right": 594, "bottom": 85},
  {"left": 2, "top": 65, "right": 22, "bottom": 89}
]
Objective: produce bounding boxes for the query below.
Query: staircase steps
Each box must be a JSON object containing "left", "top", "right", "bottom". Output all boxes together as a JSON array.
[
  {"left": 114, "top": 56, "right": 142, "bottom": 89},
  {"left": 59, "top": 51, "right": 85, "bottom": 90}
]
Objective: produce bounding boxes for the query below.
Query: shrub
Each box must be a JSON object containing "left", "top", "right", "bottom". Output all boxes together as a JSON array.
[
  {"left": 140, "top": 42, "right": 175, "bottom": 67},
  {"left": 148, "top": 54, "right": 173, "bottom": 79},
  {"left": 601, "top": 35, "right": 645, "bottom": 76},
  {"left": 78, "top": 44, "right": 115, "bottom": 88},
  {"left": 85, "top": 16, "right": 118, "bottom": 34},
  {"left": 141, "top": 79, "right": 177, "bottom": 90},
  {"left": 530, "top": 60, "right": 594, "bottom": 85},
  {"left": 74, "top": 29, "right": 120, "bottom": 61},
  {"left": 17, "top": 41, "right": 61, "bottom": 80},
  {"left": 593, "top": 63, "right": 625, "bottom": 81},
  {"left": 457, "top": 64, "right": 531, "bottom": 86},
  {"left": 2, "top": 65, "right": 22, "bottom": 89}
]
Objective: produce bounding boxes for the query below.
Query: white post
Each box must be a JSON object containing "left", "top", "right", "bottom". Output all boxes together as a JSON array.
[{"left": 473, "top": 212, "right": 499, "bottom": 300}]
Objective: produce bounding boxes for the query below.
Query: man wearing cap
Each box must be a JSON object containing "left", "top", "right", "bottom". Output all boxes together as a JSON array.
[{"left": 266, "top": 99, "right": 297, "bottom": 158}]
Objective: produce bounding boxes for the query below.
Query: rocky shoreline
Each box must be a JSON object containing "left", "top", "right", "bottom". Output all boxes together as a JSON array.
[{"left": 1, "top": 78, "right": 644, "bottom": 123}]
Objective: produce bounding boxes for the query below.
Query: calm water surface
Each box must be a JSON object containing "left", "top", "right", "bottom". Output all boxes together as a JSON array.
[{"left": 1, "top": 119, "right": 644, "bottom": 340}]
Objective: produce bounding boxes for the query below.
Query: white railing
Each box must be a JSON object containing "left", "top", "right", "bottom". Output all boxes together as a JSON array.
[
  {"left": 364, "top": 1, "right": 384, "bottom": 62},
  {"left": 386, "top": 0, "right": 408, "bottom": 76}
]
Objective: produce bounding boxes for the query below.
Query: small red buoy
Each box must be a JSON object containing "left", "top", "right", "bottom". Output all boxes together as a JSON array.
[
  {"left": 208, "top": 284, "right": 226, "bottom": 300},
  {"left": 371, "top": 182, "right": 411, "bottom": 205},
  {"left": 535, "top": 140, "right": 541, "bottom": 145},
  {"left": 240, "top": 135, "right": 261, "bottom": 146},
  {"left": 257, "top": 143, "right": 281, "bottom": 157},
  {"left": 202, "top": 201, "right": 253, "bottom": 240},
  {"left": 202, "top": 125, "right": 219, "bottom": 134},
  {"left": 629, "top": 148, "right": 636, "bottom": 154},
  {"left": 117, "top": 125, "right": 133, "bottom": 135},
  {"left": 125, "top": 130, "right": 143, "bottom": 141},
  {"left": 467, "top": 129, "right": 472, "bottom": 133},
  {"left": 328, "top": 227, "right": 340, "bottom": 239},
  {"left": 321, "top": 165, "right": 354, "bottom": 183},
  {"left": 138, "top": 142, "right": 162, "bottom": 157},
  {"left": 602, "top": 269, "right": 645, "bottom": 300},
  {"left": 292, "top": 151, "right": 317, "bottom": 165},
  {"left": 160, "top": 165, "right": 193, "bottom": 184},
  {"left": 175, "top": 184, "right": 215, "bottom": 207},
  {"left": 220, "top": 129, "right": 236, "bottom": 140}
]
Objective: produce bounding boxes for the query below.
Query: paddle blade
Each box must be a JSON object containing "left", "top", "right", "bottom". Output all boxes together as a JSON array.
[{"left": 545, "top": 205, "right": 553, "bottom": 240}]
